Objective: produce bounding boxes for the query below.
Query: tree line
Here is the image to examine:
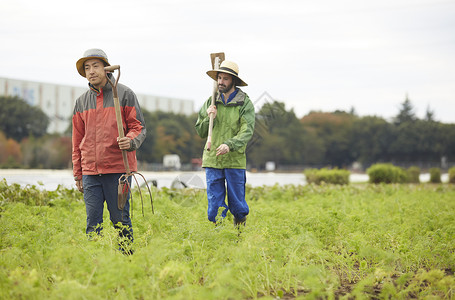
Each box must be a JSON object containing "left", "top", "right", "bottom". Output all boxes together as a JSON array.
[
  {"left": 0, "top": 95, "right": 454, "bottom": 170},
  {"left": 248, "top": 98, "right": 455, "bottom": 170}
]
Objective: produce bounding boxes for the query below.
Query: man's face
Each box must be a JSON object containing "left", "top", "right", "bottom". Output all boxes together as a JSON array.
[
  {"left": 217, "top": 73, "right": 235, "bottom": 94},
  {"left": 84, "top": 58, "right": 107, "bottom": 88}
]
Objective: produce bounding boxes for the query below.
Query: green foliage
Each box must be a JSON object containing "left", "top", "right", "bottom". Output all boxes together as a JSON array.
[
  {"left": 449, "top": 167, "right": 455, "bottom": 184},
  {"left": 0, "top": 131, "right": 73, "bottom": 169},
  {"left": 406, "top": 166, "right": 420, "bottom": 183},
  {"left": 0, "top": 179, "right": 80, "bottom": 206},
  {"left": 367, "top": 163, "right": 407, "bottom": 184},
  {"left": 2, "top": 95, "right": 455, "bottom": 169},
  {"left": 1, "top": 182, "right": 454, "bottom": 299},
  {"left": 247, "top": 101, "right": 306, "bottom": 167},
  {"left": 300, "top": 111, "right": 356, "bottom": 167},
  {"left": 0, "top": 131, "right": 23, "bottom": 167},
  {"left": 304, "top": 168, "right": 350, "bottom": 185},
  {"left": 0, "top": 96, "right": 49, "bottom": 141},
  {"left": 350, "top": 116, "right": 393, "bottom": 166},
  {"left": 296, "top": 97, "right": 455, "bottom": 168},
  {"left": 429, "top": 167, "right": 442, "bottom": 183},
  {"left": 23, "top": 134, "right": 72, "bottom": 169},
  {"left": 137, "top": 111, "right": 204, "bottom": 164},
  {"left": 394, "top": 96, "right": 416, "bottom": 125}
]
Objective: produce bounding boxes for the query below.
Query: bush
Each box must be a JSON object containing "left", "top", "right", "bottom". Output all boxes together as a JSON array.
[
  {"left": 304, "top": 168, "right": 350, "bottom": 185},
  {"left": 429, "top": 168, "right": 442, "bottom": 183},
  {"left": 406, "top": 166, "right": 420, "bottom": 183},
  {"left": 449, "top": 167, "right": 455, "bottom": 184},
  {"left": 367, "top": 163, "right": 407, "bottom": 184}
]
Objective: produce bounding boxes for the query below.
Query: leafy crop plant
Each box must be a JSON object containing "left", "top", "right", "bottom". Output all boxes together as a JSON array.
[{"left": 1, "top": 179, "right": 454, "bottom": 299}]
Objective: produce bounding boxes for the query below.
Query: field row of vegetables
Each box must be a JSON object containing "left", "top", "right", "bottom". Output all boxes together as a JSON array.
[{"left": 1, "top": 179, "right": 454, "bottom": 299}]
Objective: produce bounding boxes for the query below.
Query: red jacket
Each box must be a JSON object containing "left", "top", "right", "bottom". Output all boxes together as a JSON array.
[{"left": 72, "top": 78, "right": 146, "bottom": 180}]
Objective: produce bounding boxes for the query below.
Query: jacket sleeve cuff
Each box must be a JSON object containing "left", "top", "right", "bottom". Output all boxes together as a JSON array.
[
  {"left": 225, "top": 141, "right": 234, "bottom": 151},
  {"left": 128, "top": 138, "right": 137, "bottom": 151}
]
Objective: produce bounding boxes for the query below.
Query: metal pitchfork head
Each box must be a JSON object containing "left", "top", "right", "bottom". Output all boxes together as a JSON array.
[{"left": 105, "top": 65, "right": 154, "bottom": 216}]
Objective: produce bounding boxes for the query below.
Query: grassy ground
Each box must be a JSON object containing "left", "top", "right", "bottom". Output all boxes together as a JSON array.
[{"left": 1, "top": 179, "right": 454, "bottom": 299}]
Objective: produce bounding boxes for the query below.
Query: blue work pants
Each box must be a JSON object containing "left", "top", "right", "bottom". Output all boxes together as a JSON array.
[{"left": 205, "top": 168, "right": 249, "bottom": 223}]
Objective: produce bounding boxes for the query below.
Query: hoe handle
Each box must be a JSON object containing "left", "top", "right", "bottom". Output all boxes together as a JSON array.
[
  {"left": 206, "top": 68, "right": 218, "bottom": 151},
  {"left": 206, "top": 53, "right": 224, "bottom": 151}
]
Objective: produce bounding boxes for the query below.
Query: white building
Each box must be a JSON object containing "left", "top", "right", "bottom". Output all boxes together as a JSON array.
[{"left": 0, "top": 77, "right": 194, "bottom": 133}]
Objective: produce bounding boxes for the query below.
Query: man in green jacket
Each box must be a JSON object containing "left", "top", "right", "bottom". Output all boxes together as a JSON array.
[{"left": 195, "top": 60, "right": 255, "bottom": 225}]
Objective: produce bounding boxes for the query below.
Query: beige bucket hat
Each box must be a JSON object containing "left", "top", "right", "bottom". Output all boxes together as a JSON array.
[
  {"left": 76, "top": 48, "right": 110, "bottom": 77},
  {"left": 206, "top": 60, "right": 247, "bottom": 86}
]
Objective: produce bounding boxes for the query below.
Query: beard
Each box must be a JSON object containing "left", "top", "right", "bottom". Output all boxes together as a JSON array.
[{"left": 218, "top": 81, "right": 234, "bottom": 94}]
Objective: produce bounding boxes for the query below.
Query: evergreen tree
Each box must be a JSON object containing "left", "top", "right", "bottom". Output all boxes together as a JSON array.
[
  {"left": 425, "top": 105, "right": 436, "bottom": 122},
  {"left": 394, "top": 94, "right": 416, "bottom": 125}
]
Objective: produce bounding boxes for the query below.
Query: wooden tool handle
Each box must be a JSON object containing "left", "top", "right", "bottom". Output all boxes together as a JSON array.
[
  {"left": 113, "top": 96, "right": 131, "bottom": 174},
  {"left": 206, "top": 54, "right": 223, "bottom": 151},
  {"left": 105, "top": 64, "right": 130, "bottom": 174},
  {"left": 105, "top": 65, "right": 120, "bottom": 72}
]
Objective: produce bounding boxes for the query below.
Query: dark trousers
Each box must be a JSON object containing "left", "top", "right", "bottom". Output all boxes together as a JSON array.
[{"left": 82, "top": 174, "right": 133, "bottom": 241}]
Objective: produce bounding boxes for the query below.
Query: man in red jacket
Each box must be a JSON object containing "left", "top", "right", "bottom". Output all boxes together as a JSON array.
[{"left": 72, "top": 49, "right": 146, "bottom": 254}]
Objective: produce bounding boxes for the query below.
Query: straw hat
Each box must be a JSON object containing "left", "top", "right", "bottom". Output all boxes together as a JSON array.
[
  {"left": 206, "top": 61, "right": 247, "bottom": 86},
  {"left": 76, "top": 48, "right": 110, "bottom": 77}
]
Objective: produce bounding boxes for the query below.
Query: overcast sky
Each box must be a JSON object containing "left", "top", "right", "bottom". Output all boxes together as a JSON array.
[{"left": 1, "top": 0, "right": 454, "bottom": 123}]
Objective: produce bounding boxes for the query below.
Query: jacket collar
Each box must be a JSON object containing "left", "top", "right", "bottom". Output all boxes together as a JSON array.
[
  {"left": 216, "top": 88, "right": 245, "bottom": 106},
  {"left": 88, "top": 73, "right": 113, "bottom": 95}
]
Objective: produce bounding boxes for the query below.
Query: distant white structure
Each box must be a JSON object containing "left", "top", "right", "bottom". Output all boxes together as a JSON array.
[
  {"left": 265, "top": 161, "right": 276, "bottom": 172},
  {"left": 163, "top": 154, "right": 181, "bottom": 171},
  {"left": 0, "top": 77, "right": 194, "bottom": 134}
]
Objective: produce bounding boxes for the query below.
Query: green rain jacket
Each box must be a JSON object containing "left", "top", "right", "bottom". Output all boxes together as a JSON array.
[{"left": 195, "top": 88, "right": 255, "bottom": 169}]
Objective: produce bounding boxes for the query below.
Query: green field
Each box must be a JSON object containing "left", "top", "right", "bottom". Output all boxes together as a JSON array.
[{"left": 1, "top": 179, "right": 454, "bottom": 299}]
